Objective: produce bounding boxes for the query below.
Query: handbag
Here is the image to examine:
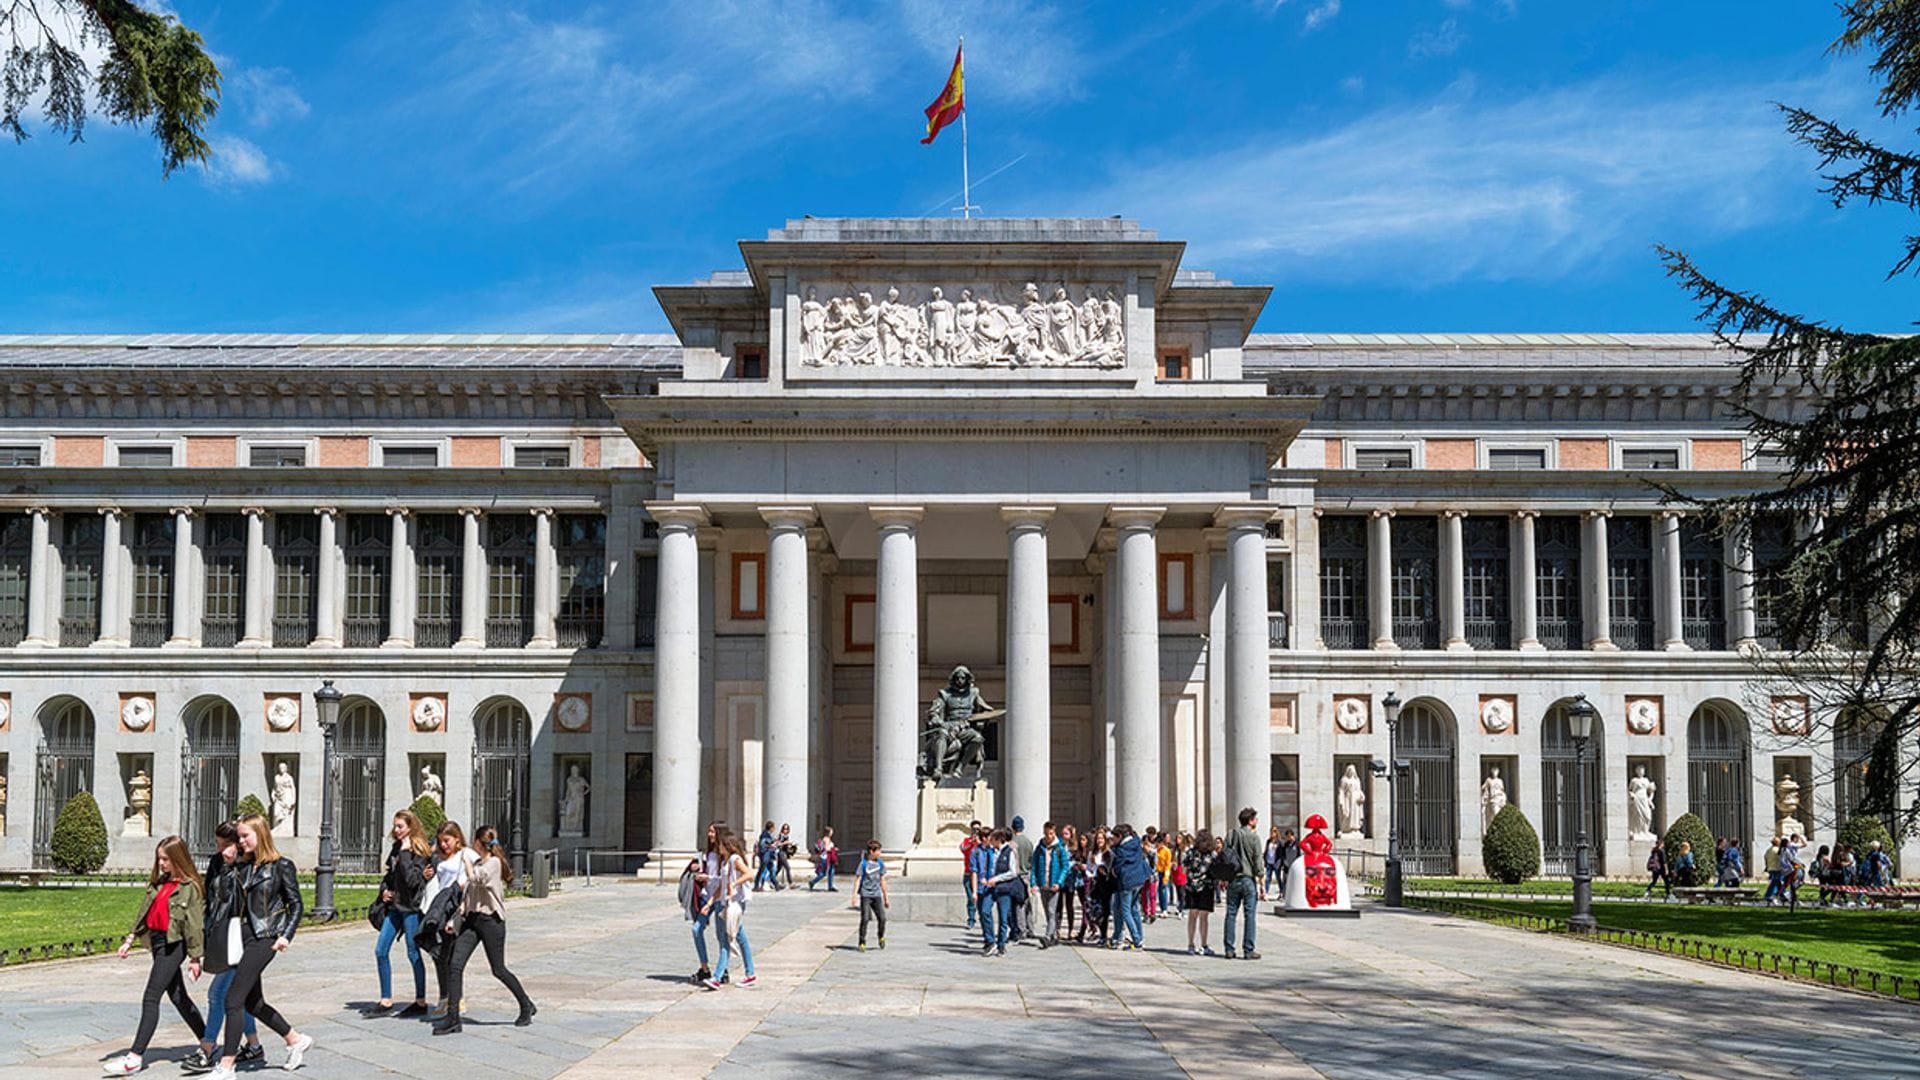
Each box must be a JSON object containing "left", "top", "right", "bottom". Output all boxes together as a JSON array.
[
  {"left": 366, "top": 898, "right": 390, "bottom": 931},
  {"left": 225, "top": 917, "right": 242, "bottom": 962}
]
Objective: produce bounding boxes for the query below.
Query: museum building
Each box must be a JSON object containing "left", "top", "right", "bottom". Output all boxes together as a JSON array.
[{"left": 0, "top": 217, "right": 1907, "bottom": 877}]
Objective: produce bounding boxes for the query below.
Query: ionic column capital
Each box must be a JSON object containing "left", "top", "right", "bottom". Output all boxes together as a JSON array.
[
  {"left": 1441, "top": 509, "right": 1469, "bottom": 521},
  {"left": 98, "top": 505, "right": 126, "bottom": 520},
  {"left": 1656, "top": 507, "right": 1686, "bottom": 522},
  {"left": 1369, "top": 507, "right": 1395, "bottom": 521},
  {"left": 169, "top": 506, "right": 195, "bottom": 519},
  {"left": 869, "top": 505, "right": 925, "bottom": 530},
  {"left": 1107, "top": 505, "right": 1165, "bottom": 530},
  {"left": 313, "top": 506, "right": 339, "bottom": 518},
  {"left": 1213, "top": 504, "right": 1273, "bottom": 531},
  {"left": 1583, "top": 508, "right": 1613, "bottom": 521},
  {"left": 644, "top": 502, "right": 710, "bottom": 531},
  {"left": 758, "top": 504, "right": 817, "bottom": 531},
  {"left": 1000, "top": 504, "right": 1056, "bottom": 530},
  {"left": 527, "top": 506, "right": 553, "bottom": 521},
  {"left": 458, "top": 506, "right": 486, "bottom": 520},
  {"left": 1512, "top": 509, "right": 1539, "bottom": 521}
]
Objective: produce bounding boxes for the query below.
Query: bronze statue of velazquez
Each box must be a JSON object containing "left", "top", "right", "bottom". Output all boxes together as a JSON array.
[{"left": 921, "top": 665, "right": 998, "bottom": 781}]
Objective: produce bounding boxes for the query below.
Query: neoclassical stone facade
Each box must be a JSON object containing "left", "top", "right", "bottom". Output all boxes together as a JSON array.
[{"left": 0, "top": 218, "right": 1909, "bottom": 876}]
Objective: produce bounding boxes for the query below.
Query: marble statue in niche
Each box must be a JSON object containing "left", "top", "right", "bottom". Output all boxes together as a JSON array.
[
  {"left": 1480, "top": 766, "right": 1508, "bottom": 836},
  {"left": 419, "top": 764, "right": 444, "bottom": 806},
  {"left": 271, "top": 761, "right": 297, "bottom": 837},
  {"left": 1627, "top": 764, "right": 1658, "bottom": 841},
  {"left": 798, "top": 281, "right": 1127, "bottom": 369},
  {"left": 559, "top": 765, "right": 590, "bottom": 836},
  {"left": 1336, "top": 764, "right": 1367, "bottom": 839}
]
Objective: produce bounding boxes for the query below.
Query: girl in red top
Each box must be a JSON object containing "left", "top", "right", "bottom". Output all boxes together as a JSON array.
[{"left": 103, "top": 835, "right": 207, "bottom": 1076}]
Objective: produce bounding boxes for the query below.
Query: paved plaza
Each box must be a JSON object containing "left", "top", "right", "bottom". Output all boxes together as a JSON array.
[{"left": 1, "top": 884, "right": 1915, "bottom": 1080}]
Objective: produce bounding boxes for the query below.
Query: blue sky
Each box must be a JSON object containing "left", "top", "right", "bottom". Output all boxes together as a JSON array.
[{"left": 2, "top": 0, "right": 1913, "bottom": 334}]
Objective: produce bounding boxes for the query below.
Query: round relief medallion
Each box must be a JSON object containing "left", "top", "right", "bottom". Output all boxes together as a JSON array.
[
  {"left": 122, "top": 696, "right": 155, "bottom": 731},
  {"left": 1334, "top": 697, "right": 1368, "bottom": 733},
  {"left": 266, "top": 696, "right": 299, "bottom": 732},
  {"left": 1480, "top": 698, "right": 1513, "bottom": 733},
  {"left": 1626, "top": 699, "right": 1660, "bottom": 735},
  {"left": 412, "top": 697, "right": 445, "bottom": 731},
  {"left": 0, "top": 696, "right": 10, "bottom": 727},
  {"left": 556, "top": 695, "right": 590, "bottom": 732}
]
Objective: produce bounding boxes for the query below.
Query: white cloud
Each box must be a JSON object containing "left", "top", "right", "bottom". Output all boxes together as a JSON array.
[
  {"left": 898, "top": 0, "right": 1093, "bottom": 102},
  {"left": 1053, "top": 72, "right": 1858, "bottom": 286},
  {"left": 200, "top": 135, "right": 279, "bottom": 186},
  {"left": 1340, "top": 74, "right": 1365, "bottom": 95},
  {"left": 1408, "top": 18, "right": 1466, "bottom": 58},
  {"left": 232, "top": 67, "right": 310, "bottom": 129},
  {"left": 1303, "top": 1, "right": 1341, "bottom": 32}
]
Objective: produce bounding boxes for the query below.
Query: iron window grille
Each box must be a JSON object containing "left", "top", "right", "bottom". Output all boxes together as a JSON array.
[
  {"left": 1318, "top": 515, "right": 1368, "bottom": 649},
  {"left": 1621, "top": 447, "right": 1681, "bottom": 470},
  {"left": 200, "top": 513, "right": 246, "bottom": 647},
  {"left": 633, "top": 552, "right": 658, "bottom": 647},
  {"left": 512, "top": 445, "right": 571, "bottom": 468},
  {"left": 413, "top": 513, "right": 463, "bottom": 648},
  {"left": 129, "top": 513, "right": 175, "bottom": 647},
  {"left": 0, "top": 445, "right": 42, "bottom": 466},
  {"left": 343, "top": 514, "right": 391, "bottom": 647},
  {"left": 1462, "top": 516, "right": 1510, "bottom": 648},
  {"left": 1390, "top": 516, "right": 1440, "bottom": 649},
  {"left": 59, "top": 515, "right": 102, "bottom": 646},
  {"left": 556, "top": 514, "right": 606, "bottom": 648},
  {"left": 1679, "top": 519, "right": 1727, "bottom": 650},
  {"left": 0, "top": 513, "right": 30, "bottom": 646},
  {"left": 1534, "top": 516, "right": 1582, "bottom": 650},
  {"left": 486, "top": 515, "right": 534, "bottom": 648},
  {"left": 273, "top": 513, "right": 318, "bottom": 647},
  {"left": 1607, "top": 516, "right": 1656, "bottom": 650},
  {"left": 1539, "top": 700, "right": 1607, "bottom": 877}
]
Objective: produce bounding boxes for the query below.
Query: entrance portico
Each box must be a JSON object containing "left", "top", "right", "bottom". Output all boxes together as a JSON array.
[{"left": 612, "top": 218, "right": 1313, "bottom": 864}]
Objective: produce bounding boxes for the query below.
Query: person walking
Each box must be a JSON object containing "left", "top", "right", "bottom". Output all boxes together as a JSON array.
[
  {"left": 960, "top": 821, "right": 984, "bottom": 929},
  {"left": 1644, "top": 842, "right": 1671, "bottom": 899},
  {"left": 686, "top": 822, "right": 726, "bottom": 985},
  {"left": 808, "top": 826, "right": 839, "bottom": 891},
  {"left": 775, "top": 824, "right": 798, "bottom": 890},
  {"left": 1181, "top": 829, "right": 1218, "bottom": 955},
  {"left": 102, "top": 835, "right": 207, "bottom": 1076},
  {"left": 1223, "top": 807, "right": 1263, "bottom": 961},
  {"left": 1110, "top": 825, "right": 1150, "bottom": 950},
  {"left": 1865, "top": 840, "right": 1894, "bottom": 890},
  {"left": 1009, "top": 817, "right": 1035, "bottom": 942},
  {"left": 704, "top": 832, "right": 757, "bottom": 988},
  {"left": 1262, "top": 826, "right": 1284, "bottom": 900},
  {"left": 435, "top": 826, "right": 537, "bottom": 1034},
  {"left": 181, "top": 822, "right": 262, "bottom": 1076},
  {"left": 366, "top": 810, "right": 431, "bottom": 1018},
  {"left": 978, "top": 828, "right": 1020, "bottom": 956},
  {"left": 1278, "top": 829, "right": 1300, "bottom": 898},
  {"left": 1031, "top": 821, "right": 1069, "bottom": 948},
  {"left": 852, "top": 839, "right": 890, "bottom": 950},
  {"left": 421, "top": 821, "right": 480, "bottom": 1019},
  {"left": 753, "top": 822, "right": 777, "bottom": 892},
  {"left": 1087, "top": 832, "right": 1116, "bottom": 947},
  {"left": 203, "top": 815, "right": 312, "bottom": 1080},
  {"left": 1672, "top": 840, "right": 1697, "bottom": 888},
  {"left": 1762, "top": 837, "right": 1785, "bottom": 904}
]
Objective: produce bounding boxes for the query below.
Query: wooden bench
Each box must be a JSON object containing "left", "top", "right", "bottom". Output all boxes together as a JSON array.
[
  {"left": 1673, "top": 886, "right": 1758, "bottom": 905},
  {"left": 0, "top": 870, "right": 51, "bottom": 887}
]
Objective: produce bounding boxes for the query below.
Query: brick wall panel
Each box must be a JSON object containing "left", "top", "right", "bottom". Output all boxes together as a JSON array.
[{"left": 1558, "top": 437, "right": 1609, "bottom": 469}]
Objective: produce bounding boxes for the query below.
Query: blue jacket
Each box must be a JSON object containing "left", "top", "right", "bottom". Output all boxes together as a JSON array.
[
  {"left": 968, "top": 843, "right": 994, "bottom": 887},
  {"left": 1112, "top": 836, "right": 1152, "bottom": 891},
  {"left": 1030, "top": 839, "right": 1070, "bottom": 889}
]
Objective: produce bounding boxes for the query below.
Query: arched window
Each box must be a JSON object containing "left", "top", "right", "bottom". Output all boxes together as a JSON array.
[
  {"left": 34, "top": 698, "right": 96, "bottom": 865},
  {"left": 473, "top": 698, "right": 532, "bottom": 863},
  {"left": 181, "top": 698, "right": 241, "bottom": 856},
  {"left": 1394, "top": 699, "right": 1457, "bottom": 875},
  {"left": 1540, "top": 699, "right": 1606, "bottom": 876},
  {"left": 1687, "top": 702, "right": 1751, "bottom": 862},
  {"left": 336, "top": 699, "right": 387, "bottom": 872}
]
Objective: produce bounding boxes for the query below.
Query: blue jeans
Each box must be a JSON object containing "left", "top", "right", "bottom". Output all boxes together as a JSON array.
[
  {"left": 1224, "top": 878, "right": 1257, "bottom": 954},
  {"left": 980, "top": 889, "right": 1011, "bottom": 947},
  {"left": 1763, "top": 869, "right": 1784, "bottom": 900},
  {"left": 809, "top": 861, "right": 835, "bottom": 890},
  {"left": 691, "top": 909, "right": 713, "bottom": 970},
  {"left": 1264, "top": 864, "right": 1283, "bottom": 893},
  {"left": 964, "top": 878, "right": 978, "bottom": 927},
  {"left": 202, "top": 967, "right": 255, "bottom": 1047},
  {"left": 712, "top": 906, "right": 753, "bottom": 980},
  {"left": 1114, "top": 887, "right": 1143, "bottom": 946},
  {"left": 374, "top": 909, "right": 425, "bottom": 1001}
]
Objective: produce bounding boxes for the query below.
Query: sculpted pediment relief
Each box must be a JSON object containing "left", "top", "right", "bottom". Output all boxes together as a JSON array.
[{"left": 798, "top": 280, "right": 1126, "bottom": 369}]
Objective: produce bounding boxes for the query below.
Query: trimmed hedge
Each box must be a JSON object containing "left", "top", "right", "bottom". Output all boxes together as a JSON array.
[
  {"left": 1837, "top": 815, "right": 1899, "bottom": 877},
  {"left": 48, "top": 792, "right": 110, "bottom": 874},
  {"left": 408, "top": 793, "right": 446, "bottom": 835},
  {"left": 1482, "top": 804, "right": 1541, "bottom": 885},
  {"left": 1664, "top": 813, "right": 1718, "bottom": 886},
  {"left": 234, "top": 793, "right": 268, "bottom": 821}
]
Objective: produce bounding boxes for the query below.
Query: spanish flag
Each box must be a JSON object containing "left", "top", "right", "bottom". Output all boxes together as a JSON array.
[{"left": 921, "top": 43, "right": 964, "bottom": 144}]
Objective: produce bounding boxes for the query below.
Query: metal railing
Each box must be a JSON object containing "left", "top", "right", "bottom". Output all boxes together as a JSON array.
[
  {"left": 556, "top": 616, "right": 603, "bottom": 649},
  {"left": 574, "top": 848, "right": 658, "bottom": 886},
  {"left": 0, "top": 613, "right": 22, "bottom": 646},
  {"left": 201, "top": 615, "right": 239, "bottom": 648},
  {"left": 129, "top": 614, "right": 169, "bottom": 648},
  {"left": 1464, "top": 617, "right": 1510, "bottom": 650},
  {"left": 1391, "top": 616, "right": 1440, "bottom": 650},
  {"left": 58, "top": 616, "right": 96, "bottom": 647},
  {"left": 272, "top": 614, "right": 314, "bottom": 648},
  {"left": 1321, "top": 617, "right": 1367, "bottom": 650},
  {"left": 1682, "top": 617, "right": 1727, "bottom": 651},
  {"left": 1267, "top": 612, "right": 1289, "bottom": 648},
  {"left": 486, "top": 615, "right": 531, "bottom": 648},
  {"left": 1537, "top": 617, "right": 1579, "bottom": 650},
  {"left": 413, "top": 615, "right": 455, "bottom": 649},
  {"left": 343, "top": 615, "right": 385, "bottom": 648}
]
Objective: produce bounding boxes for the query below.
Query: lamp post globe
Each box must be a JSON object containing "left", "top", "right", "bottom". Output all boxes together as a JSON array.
[
  {"left": 313, "top": 679, "right": 344, "bottom": 921},
  {"left": 1566, "top": 693, "right": 1598, "bottom": 933},
  {"left": 1382, "top": 690, "right": 1404, "bottom": 907}
]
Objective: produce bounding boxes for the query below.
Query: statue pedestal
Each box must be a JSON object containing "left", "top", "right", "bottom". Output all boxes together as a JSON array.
[
  {"left": 902, "top": 779, "right": 993, "bottom": 881},
  {"left": 122, "top": 812, "right": 150, "bottom": 838},
  {"left": 270, "top": 816, "right": 295, "bottom": 839}
]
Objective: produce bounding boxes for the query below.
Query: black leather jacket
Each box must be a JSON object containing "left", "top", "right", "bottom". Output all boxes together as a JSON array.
[{"left": 236, "top": 857, "right": 304, "bottom": 943}]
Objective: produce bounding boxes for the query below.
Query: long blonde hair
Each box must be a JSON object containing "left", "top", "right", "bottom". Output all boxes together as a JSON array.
[
  {"left": 151, "top": 834, "right": 206, "bottom": 893},
  {"left": 435, "top": 820, "right": 467, "bottom": 859},
  {"left": 237, "top": 814, "right": 283, "bottom": 863},
  {"left": 394, "top": 809, "right": 431, "bottom": 858}
]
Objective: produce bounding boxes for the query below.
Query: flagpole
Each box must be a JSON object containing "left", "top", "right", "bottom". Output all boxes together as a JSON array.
[{"left": 960, "top": 108, "right": 972, "bottom": 220}]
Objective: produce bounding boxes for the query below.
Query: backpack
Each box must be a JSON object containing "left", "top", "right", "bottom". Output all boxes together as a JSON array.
[{"left": 1210, "top": 843, "right": 1241, "bottom": 882}]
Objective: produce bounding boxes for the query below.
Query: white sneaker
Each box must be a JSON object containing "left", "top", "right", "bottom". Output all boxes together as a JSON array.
[
  {"left": 101, "top": 1053, "right": 143, "bottom": 1076},
  {"left": 282, "top": 1033, "right": 313, "bottom": 1071},
  {"left": 205, "top": 1067, "right": 237, "bottom": 1080}
]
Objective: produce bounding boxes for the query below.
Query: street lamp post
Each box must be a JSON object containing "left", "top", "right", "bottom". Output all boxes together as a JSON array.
[
  {"left": 1382, "top": 690, "right": 1404, "bottom": 907},
  {"left": 313, "top": 679, "right": 343, "bottom": 921},
  {"left": 1567, "top": 693, "right": 1598, "bottom": 933}
]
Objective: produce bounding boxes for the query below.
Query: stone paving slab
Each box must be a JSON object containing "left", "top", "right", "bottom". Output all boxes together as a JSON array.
[{"left": 2, "top": 884, "right": 1918, "bottom": 1079}]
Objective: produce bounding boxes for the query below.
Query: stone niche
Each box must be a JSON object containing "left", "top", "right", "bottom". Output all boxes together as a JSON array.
[
  {"left": 1772, "top": 756, "right": 1815, "bottom": 842},
  {"left": 264, "top": 754, "right": 299, "bottom": 837},
  {"left": 119, "top": 753, "right": 154, "bottom": 838},
  {"left": 1626, "top": 755, "right": 1665, "bottom": 844},
  {"left": 554, "top": 754, "right": 592, "bottom": 839},
  {"left": 1332, "top": 754, "right": 1374, "bottom": 840},
  {"left": 409, "top": 753, "right": 447, "bottom": 811},
  {"left": 0, "top": 752, "right": 8, "bottom": 836},
  {"left": 1477, "top": 755, "right": 1518, "bottom": 838}
]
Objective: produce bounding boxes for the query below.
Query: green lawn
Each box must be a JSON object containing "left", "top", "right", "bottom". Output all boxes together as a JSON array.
[
  {"left": 0, "top": 886, "right": 379, "bottom": 957},
  {"left": 1407, "top": 877, "right": 1829, "bottom": 901},
  {"left": 1461, "top": 898, "right": 1920, "bottom": 984}
]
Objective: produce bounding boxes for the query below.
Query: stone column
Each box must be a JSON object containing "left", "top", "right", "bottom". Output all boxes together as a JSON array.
[
  {"left": 383, "top": 509, "right": 413, "bottom": 648},
  {"left": 95, "top": 507, "right": 128, "bottom": 647},
  {"left": 239, "top": 507, "right": 269, "bottom": 647},
  {"left": 1512, "top": 511, "right": 1542, "bottom": 651},
  {"left": 1658, "top": 510, "right": 1689, "bottom": 651},
  {"left": 760, "top": 505, "right": 815, "bottom": 837},
  {"left": 167, "top": 508, "right": 194, "bottom": 646},
  {"left": 1111, "top": 506, "right": 1164, "bottom": 829},
  {"left": 1003, "top": 505, "right": 1055, "bottom": 833},
  {"left": 530, "top": 508, "right": 557, "bottom": 648},
  {"left": 1295, "top": 509, "right": 1321, "bottom": 651},
  {"left": 1582, "top": 510, "right": 1615, "bottom": 650},
  {"left": 313, "top": 508, "right": 340, "bottom": 647},
  {"left": 1218, "top": 506, "right": 1271, "bottom": 824},
  {"left": 456, "top": 508, "right": 486, "bottom": 650},
  {"left": 22, "top": 507, "right": 52, "bottom": 647},
  {"left": 1440, "top": 509, "right": 1470, "bottom": 652},
  {"left": 1368, "top": 508, "right": 1396, "bottom": 650},
  {"left": 871, "top": 506, "right": 923, "bottom": 852},
  {"left": 1727, "top": 522, "right": 1757, "bottom": 649},
  {"left": 648, "top": 504, "right": 708, "bottom": 853}
]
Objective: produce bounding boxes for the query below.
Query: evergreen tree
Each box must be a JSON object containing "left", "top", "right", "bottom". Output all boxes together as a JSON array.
[
  {"left": 408, "top": 794, "right": 446, "bottom": 835},
  {"left": 48, "top": 790, "right": 109, "bottom": 874},
  {"left": 1660, "top": 0, "right": 1920, "bottom": 834},
  {"left": 1482, "top": 804, "right": 1542, "bottom": 885},
  {"left": 233, "top": 793, "right": 268, "bottom": 821}
]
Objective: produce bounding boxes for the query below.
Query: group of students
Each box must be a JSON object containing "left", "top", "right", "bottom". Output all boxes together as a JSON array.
[
  {"left": 103, "top": 808, "right": 535, "bottom": 1076},
  {"left": 961, "top": 808, "right": 1271, "bottom": 959},
  {"left": 751, "top": 821, "right": 847, "bottom": 893},
  {"left": 1644, "top": 833, "right": 1900, "bottom": 908}
]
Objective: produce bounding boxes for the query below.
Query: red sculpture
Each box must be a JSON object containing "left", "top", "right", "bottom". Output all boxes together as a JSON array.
[{"left": 1301, "top": 812, "right": 1338, "bottom": 908}]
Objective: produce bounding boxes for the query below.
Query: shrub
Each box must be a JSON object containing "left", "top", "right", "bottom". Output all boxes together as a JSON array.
[
  {"left": 1837, "top": 815, "right": 1899, "bottom": 877},
  {"left": 1664, "top": 813, "right": 1718, "bottom": 886},
  {"left": 1482, "top": 804, "right": 1541, "bottom": 884},
  {"left": 233, "top": 793, "right": 269, "bottom": 822},
  {"left": 408, "top": 793, "right": 446, "bottom": 835},
  {"left": 49, "top": 791, "right": 110, "bottom": 874}
]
